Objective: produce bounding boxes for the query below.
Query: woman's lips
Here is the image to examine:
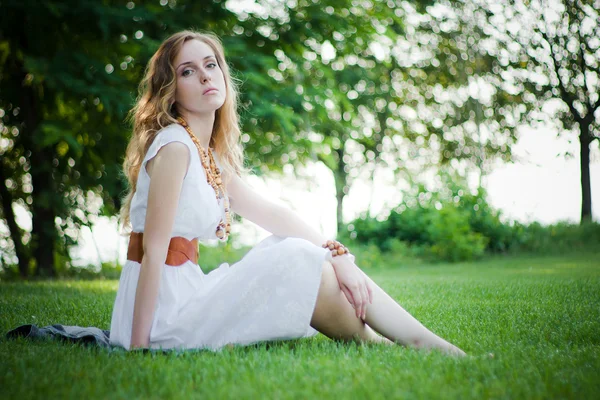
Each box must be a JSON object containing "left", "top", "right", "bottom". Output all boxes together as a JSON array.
[{"left": 203, "top": 88, "right": 218, "bottom": 95}]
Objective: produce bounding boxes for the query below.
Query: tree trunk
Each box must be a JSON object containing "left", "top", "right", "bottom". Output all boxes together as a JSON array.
[
  {"left": 21, "top": 80, "right": 57, "bottom": 277},
  {"left": 579, "top": 122, "right": 592, "bottom": 223},
  {"left": 0, "top": 161, "right": 31, "bottom": 277},
  {"left": 334, "top": 147, "right": 348, "bottom": 236},
  {"left": 30, "top": 156, "right": 58, "bottom": 277}
]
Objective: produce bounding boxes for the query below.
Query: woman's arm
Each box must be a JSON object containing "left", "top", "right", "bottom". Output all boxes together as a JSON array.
[
  {"left": 130, "top": 142, "right": 190, "bottom": 349},
  {"left": 225, "top": 172, "right": 329, "bottom": 247}
]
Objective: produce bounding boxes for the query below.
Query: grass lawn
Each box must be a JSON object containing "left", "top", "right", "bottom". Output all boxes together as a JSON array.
[{"left": 1, "top": 251, "right": 599, "bottom": 399}]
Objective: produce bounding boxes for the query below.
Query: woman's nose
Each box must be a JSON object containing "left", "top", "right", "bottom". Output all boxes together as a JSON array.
[{"left": 200, "top": 70, "right": 211, "bottom": 83}]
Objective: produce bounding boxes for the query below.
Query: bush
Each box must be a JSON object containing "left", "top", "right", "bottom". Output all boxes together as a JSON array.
[
  {"left": 345, "top": 178, "right": 600, "bottom": 264},
  {"left": 507, "top": 220, "right": 600, "bottom": 254},
  {"left": 454, "top": 189, "right": 514, "bottom": 253},
  {"left": 0, "top": 261, "right": 124, "bottom": 281},
  {"left": 336, "top": 231, "right": 423, "bottom": 269},
  {"left": 348, "top": 199, "right": 489, "bottom": 263},
  {"left": 198, "top": 240, "right": 251, "bottom": 273},
  {"left": 424, "top": 205, "right": 488, "bottom": 262}
]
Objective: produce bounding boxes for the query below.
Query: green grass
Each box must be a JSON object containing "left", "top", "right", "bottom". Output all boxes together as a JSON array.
[{"left": 1, "top": 251, "right": 599, "bottom": 399}]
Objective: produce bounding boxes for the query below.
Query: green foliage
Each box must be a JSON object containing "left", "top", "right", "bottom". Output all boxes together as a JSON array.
[
  {"left": 2, "top": 0, "right": 597, "bottom": 277},
  {"left": 0, "top": 261, "right": 123, "bottom": 281},
  {"left": 333, "top": 236, "right": 422, "bottom": 271},
  {"left": 346, "top": 188, "right": 489, "bottom": 263},
  {"left": 507, "top": 220, "right": 600, "bottom": 255},
  {"left": 0, "top": 0, "right": 523, "bottom": 277},
  {"left": 347, "top": 205, "right": 488, "bottom": 263},
  {"left": 198, "top": 232, "right": 253, "bottom": 274},
  {"left": 0, "top": 231, "right": 253, "bottom": 281},
  {"left": 346, "top": 179, "right": 600, "bottom": 264},
  {"left": 426, "top": 205, "right": 488, "bottom": 262},
  {"left": 456, "top": 190, "right": 514, "bottom": 253}
]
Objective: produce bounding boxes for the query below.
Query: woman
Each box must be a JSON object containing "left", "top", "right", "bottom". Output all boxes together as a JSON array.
[{"left": 110, "top": 30, "right": 465, "bottom": 356}]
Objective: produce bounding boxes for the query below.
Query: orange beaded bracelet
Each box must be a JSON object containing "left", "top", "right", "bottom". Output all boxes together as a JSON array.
[{"left": 322, "top": 239, "right": 350, "bottom": 257}]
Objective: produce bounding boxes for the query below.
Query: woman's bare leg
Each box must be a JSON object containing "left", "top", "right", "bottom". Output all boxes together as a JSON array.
[
  {"left": 310, "top": 261, "right": 465, "bottom": 356},
  {"left": 360, "top": 270, "right": 466, "bottom": 356},
  {"left": 310, "top": 261, "right": 392, "bottom": 346}
]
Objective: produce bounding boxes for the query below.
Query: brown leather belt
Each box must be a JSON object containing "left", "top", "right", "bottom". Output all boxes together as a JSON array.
[{"left": 127, "top": 232, "right": 199, "bottom": 266}]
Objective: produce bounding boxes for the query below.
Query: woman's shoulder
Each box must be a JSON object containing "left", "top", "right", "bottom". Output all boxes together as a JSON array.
[
  {"left": 155, "top": 123, "right": 190, "bottom": 142},
  {"left": 147, "top": 123, "right": 194, "bottom": 154},
  {"left": 142, "top": 123, "right": 193, "bottom": 164}
]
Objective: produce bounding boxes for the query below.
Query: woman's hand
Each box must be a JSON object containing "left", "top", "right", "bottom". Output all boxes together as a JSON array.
[
  {"left": 130, "top": 335, "right": 149, "bottom": 350},
  {"left": 330, "top": 255, "right": 373, "bottom": 320}
]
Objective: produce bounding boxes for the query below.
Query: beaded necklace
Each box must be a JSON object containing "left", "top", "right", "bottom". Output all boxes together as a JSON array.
[{"left": 177, "top": 116, "right": 231, "bottom": 240}]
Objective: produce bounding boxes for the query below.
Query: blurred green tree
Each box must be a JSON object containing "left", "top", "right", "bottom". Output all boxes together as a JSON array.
[
  {"left": 1, "top": 0, "right": 539, "bottom": 277},
  {"left": 0, "top": 0, "right": 162, "bottom": 276},
  {"left": 292, "top": 0, "right": 522, "bottom": 232},
  {"left": 462, "top": 0, "right": 599, "bottom": 223},
  {"left": 0, "top": 0, "right": 300, "bottom": 276}
]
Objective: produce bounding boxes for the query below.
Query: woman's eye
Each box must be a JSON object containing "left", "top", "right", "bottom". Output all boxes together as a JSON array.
[
  {"left": 207, "top": 62, "right": 217, "bottom": 68},
  {"left": 182, "top": 68, "right": 194, "bottom": 77}
]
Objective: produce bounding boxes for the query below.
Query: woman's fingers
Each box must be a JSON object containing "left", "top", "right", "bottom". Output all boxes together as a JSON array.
[
  {"left": 353, "top": 284, "right": 365, "bottom": 319},
  {"left": 340, "top": 285, "right": 356, "bottom": 311},
  {"left": 356, "top": 266, "right": 372, "bottom": 308},
  {"left": 346, "top": 283, "right": 361, "bottom": 319},
  {"left": 350, "top": 281, "right": 370, "bottom": 320},
  {"left": 333, "top": 262, "right": 371, "bottom": 319},
  {"left": 359, "top": 283, "right": 368, "bottom": 319},
  {"left": 360, "top": 283, "right": 369, "bottom": 319}
]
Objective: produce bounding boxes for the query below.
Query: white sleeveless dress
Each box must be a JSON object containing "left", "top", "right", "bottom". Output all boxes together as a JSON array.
[{"left": 109, "top": 123, "right": 353, "bottom": 351}]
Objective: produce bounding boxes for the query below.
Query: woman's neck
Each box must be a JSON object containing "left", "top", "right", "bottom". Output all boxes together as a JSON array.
[{"left": 179, "top": 111, "right": 215, "bottom": 150}]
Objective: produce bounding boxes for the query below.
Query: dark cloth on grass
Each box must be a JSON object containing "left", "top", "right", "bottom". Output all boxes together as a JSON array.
[
  {"left": 6, "top": 324, "right": 284, "bottom": 353},
  {"left": 5, "top": 324, "right": 230, "bottom": 354},
  {"left": 6, "top": 324, "right": 111, "bottom": 348}
]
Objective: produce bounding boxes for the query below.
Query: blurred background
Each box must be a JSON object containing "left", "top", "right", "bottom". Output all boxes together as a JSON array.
[{"left": 1, "top": 0, "right": 598, "bottom": 279}]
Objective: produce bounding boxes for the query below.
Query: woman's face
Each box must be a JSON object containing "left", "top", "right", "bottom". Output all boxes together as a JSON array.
[{"left": 173, "top": 39, "right": 226, "bottom": 116}]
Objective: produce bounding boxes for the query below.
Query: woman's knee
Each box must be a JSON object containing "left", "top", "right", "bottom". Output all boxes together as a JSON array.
[
  {"left": 311, "top": 260, "right": 350, "bottom": 323},
  {"left": 311, "top": 260, "right": 372, "bottom": 340}
]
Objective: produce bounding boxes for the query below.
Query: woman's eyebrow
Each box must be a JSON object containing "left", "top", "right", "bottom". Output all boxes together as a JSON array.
[{"left": 176, "top": 55, "right": 216, "bottom": 70}]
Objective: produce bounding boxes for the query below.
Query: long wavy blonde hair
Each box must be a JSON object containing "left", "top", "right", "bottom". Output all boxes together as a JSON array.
[{"left": 119, "top": 30, "right": 249, "bottom": 234}]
